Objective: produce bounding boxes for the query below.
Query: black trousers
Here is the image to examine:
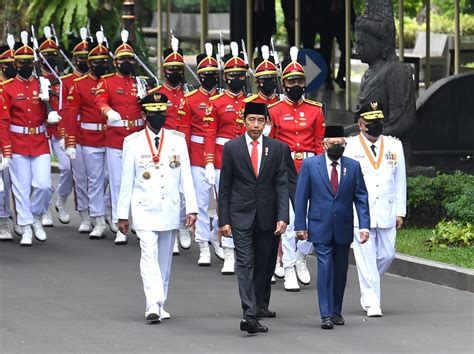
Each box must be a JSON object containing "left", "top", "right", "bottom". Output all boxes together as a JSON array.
[
  {"left": 232, "top": 217, "right": 280, "bottom": 320},
  {"left": 320, "top": 12, "right": 348, "bottom": 81}
]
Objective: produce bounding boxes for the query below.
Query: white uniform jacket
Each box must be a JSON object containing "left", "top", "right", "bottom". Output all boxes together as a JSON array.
[
  {"left": 345, "top": 133, "right": 406, "bottom": 229},
  {"left": 117, "top": 127, "right": 198, "bottom": 231}
]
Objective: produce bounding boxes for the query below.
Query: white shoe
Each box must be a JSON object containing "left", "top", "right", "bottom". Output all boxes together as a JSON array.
[
  {"left": 367, "top": 305, "right": 383, "bottom": 317},
  {"left": 114, "top": 230, "right": 127, "bottom": 245},
  {"left": 271, "top": 275, "right": 276, "bottom": 284},
  {"left": 160, "top": 308, "right": 171, "bottom": 320},
  {"left": 145, "top": 304, "right": 161, "bottom": 323},
  {"left": 89, "top": 216, "right": 107, "bottom": 239},
  {"left": 274, "top": 258, "right": 285, "bottom": 278},
  {"left": 0, "top": 217, "right": 12, "bottom": 241},
  {"left": 41, "top": 209, "right": 54, "bottom": 227},
  {"left": 78, "top": 210, "right": 92, "bottom": 233},
  {"left": 20, "top": 226, "right": 33, "bottom": 247},
  {"left": 55, "top": 195, "right": 70, "bottom": 224},
  {"left": 295, "top": 251, "right": 311, "bottom": 285},
  {"left": 360, "top": 296, "right": 369, "bottom": 311},
  {"left": 105, "top": 210, "right": 118, "bottom": 233},
  {"left": 197, "top": 241, "right": 211, "bottom": 266},
  {"left": 173, "top": 237, "right": 180, "bottom": 255},
  {"left": 210, "top": 238, "right": 225, "bottom": 261},
  {"left": 178, "top": 227, "right": 192, "bottom": 249},
  {"left": 221, "top": 247, "right": 235, "bottom": 275},
  {"left": 33, "top": 216, "right": 47, "bottom": 242},
  {"left": 14, "top": 223, "right": 23, "bottom": 237},
  {"left": 284, "top": 266, "right": 300, "bottom": 292}
]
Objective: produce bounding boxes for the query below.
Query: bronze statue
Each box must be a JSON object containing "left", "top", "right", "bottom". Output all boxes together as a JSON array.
[{"left": 355, "top": 0, "right": 416, "bottom": 163}]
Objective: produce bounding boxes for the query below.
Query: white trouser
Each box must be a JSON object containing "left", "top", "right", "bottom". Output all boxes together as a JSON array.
[
  {"left": 353, "top": 227, "right": 397, "bottom": 308},
  {"left": 70, "top": 144, "right": 88, "bottom": 212},
  {"left": 191, "top": 166, "right": 212, "bottom": 242},
  {"left": 0, "top": 168, "right": 11, "bottom": 218},
  {"left": 83, "top": 146, "right": 107, "bottom": 217},
  {"left": 211, "top": 168, "right": 234, "bottom": 248},
  {"left": 106, "top": 147, "right": 123, "bottom": 223},
  {"left": 138, "top": 229, "right": 176, "bottom": 310},
  {"left": 9, "top": 154, "right": 52, "bottom": 225},
  {"left": 282, "top": 200, "right": 314, "bottom": 267},
  {"left": 50, "top": 137, "right": 73, "bottom": 198}
]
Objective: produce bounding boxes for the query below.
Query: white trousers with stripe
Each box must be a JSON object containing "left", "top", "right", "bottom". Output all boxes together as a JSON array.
[
  {"left": 70, "top": 144, "right": 88, "bottom": 212},
  {"left": 50, "top": 137, "right": 73, "bottom": 198},
  {"left": 82, "top": 146, "right": 107, "bottom": 217},
  {"left": 106, "top": 147, "right": 123, "bottom": 223}
]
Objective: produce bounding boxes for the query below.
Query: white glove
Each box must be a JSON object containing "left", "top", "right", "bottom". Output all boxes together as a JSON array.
[
  {"left": 106, "top": 109, "right": 122, "bottom": 123},
  {"left": 65, "top": 147, "right": 76, "bottom": 160},
  {"left": 0, "top": 157, "right": 11, "bottom": 171},
  {"left": 59, "top": 138, "right": 66, "bottom": 151},
  {"left": 47, "top": 111, "right": 62, "bottom": 125},
  {"left": 38, "top": 77, "right": 51, "bottom": 101},
  {"left": 205, "top": 163, "right": 215, "bottom": 185}
]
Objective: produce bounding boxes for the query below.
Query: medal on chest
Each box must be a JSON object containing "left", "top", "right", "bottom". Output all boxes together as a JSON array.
[
  {"left": 145, "top": 128, "right": 165, "bottom": 172},
  {"left": 169, "top": 155, "right": 181, "bottom": 169}
]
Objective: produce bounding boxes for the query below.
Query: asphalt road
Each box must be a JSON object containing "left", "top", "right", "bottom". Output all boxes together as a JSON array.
[{"left": 0, "top": 192, "right": 473, "bottom": 353}]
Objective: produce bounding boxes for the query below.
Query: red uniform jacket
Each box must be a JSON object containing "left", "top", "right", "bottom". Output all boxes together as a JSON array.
[
  {"left": 0, "top": 76, "right": 49, "bottom": 156},
  {"left": 269, "top": 98, "right": 325, "bottom": 172},
  {"left": 95, "top": 73, "right": 143, "bottom": 150},
  {"left": 180, "top": 87, "right": 218, "bottom": 167},
  {"left": 64, "top": 73, "right": 106, "bottom": 148},
  {"left": 243, "top": 92, "right": 279, "bottom": 106},
  {"left": 205, "top": 90, "right": 246, "bottom": 169},
  {"left": 148, "top": 83, "right": 190, "bottom": 141}
]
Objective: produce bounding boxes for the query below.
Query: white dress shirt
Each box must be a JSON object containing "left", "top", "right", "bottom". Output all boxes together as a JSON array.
[
  {"left": 361, "top": 133, "right": 381, "bottom": 158},
  {"left": 245, "top": 133, "right": 263, "bottom": 173}
]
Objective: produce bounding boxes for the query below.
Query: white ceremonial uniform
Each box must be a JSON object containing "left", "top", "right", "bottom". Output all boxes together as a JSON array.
[
  {"left": 50, "top": 136, "right": 73, "bottom": 198},
  {"left": 117, "top": 127, "right": 198, "bottom": 312},
  {"left": 70, "top": 144, "right": 89, "bottom": 213},
  {"left": 345, "top": 133, "right": 406, "bottom": 309}
]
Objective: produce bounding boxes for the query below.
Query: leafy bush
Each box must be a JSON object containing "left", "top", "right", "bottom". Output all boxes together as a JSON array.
[
  {"left": 170, "top": 0, "right": 229, "bottom": 13},
  {"left": 430, "top": 220, "right": 474, "bottom": 248}
]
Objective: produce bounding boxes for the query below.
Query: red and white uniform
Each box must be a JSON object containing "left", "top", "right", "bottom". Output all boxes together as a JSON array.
[{"left": 244, "top": 92, "right": 279, "bottom": 106}]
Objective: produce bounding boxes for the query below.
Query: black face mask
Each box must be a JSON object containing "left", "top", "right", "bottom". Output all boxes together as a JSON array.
[
  {"left": 260, "top": 79, "right": 276, "bottom": 96},
  {"left": 327, "top": 144, "right": 345, "bottom": 161},
  {"left": 228, "top": 78, "right": 245, "bottom": 92},
  {"left": 46, "top": 58, "right": 58, "bottom": 70},
  {"left": 286, "top": 85, "right": 305, "bottom": 102},
  {"left": 91, "top": 64, "right": 108, "bottom": 78},
  {"left": 147, "top": 112, "right": 166, "bottom": 132},
  {"left": 17, "top": 65, "right": 34, "bottom": 79},
  {"left": 200, "top": 75, "right": 217, "bottom": 91},
  {"left": 166, "top": 72, "right": 183, "bottom": 86},
  {"left": 77, "top": 61, "right": 89, "bottom": 74},
  {"left": 365, "top": 121, "right": 383, "bottom": 137},
  {"left": 117, "top": 61, "right": 134, "bottom": 75},
  {"left": 2, "top": 64, "right": 17, "bottom": 79}
]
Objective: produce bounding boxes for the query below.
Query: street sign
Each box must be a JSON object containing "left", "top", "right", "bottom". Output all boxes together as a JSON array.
[{"left": 297, "top": 49, "right": 328, "bottom": 93}]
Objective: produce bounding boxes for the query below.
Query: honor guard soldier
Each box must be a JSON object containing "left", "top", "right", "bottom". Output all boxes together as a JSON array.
[
  {"left": 64, "top": 33, "right": 110, "bottom": 238},
  {"left": 95, "top": 31, "right": 144, "bottom": 245},
  {"left": 268, "top": 46, "right": 325, "bottom": 291},
  {"left": 37, "top": 34, "right": 72, "bottom": 226},
  {"left": 116, "top": 92, "right": 198, "bottom": 323},
  {"left": 179, "top": 43, "right": 225, "bottom": 266},
  {"left": 148, "top": 38, "right": 192, "bottom": 253},
  {"left": 344, "top": 102, "right": 406, "bottom": 318},
  {"left": 0, "top": 37, "right": 55, "bottom": 246},
  {"left": 203, "top": 41, "right": 248, "bottom": 273},
  {"left": 0, "top": 37, "right": 16, "bottom": 240}
]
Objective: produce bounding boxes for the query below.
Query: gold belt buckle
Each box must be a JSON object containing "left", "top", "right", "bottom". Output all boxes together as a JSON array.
[
  {"left": 295, "top": 152, "right": 304, "bottom": 160},
  {"left": 128, "top": 120, "right": 136, "bottom": 127},
  {"left": 28, "top": 127, "right": 36, "bottom": 134}
]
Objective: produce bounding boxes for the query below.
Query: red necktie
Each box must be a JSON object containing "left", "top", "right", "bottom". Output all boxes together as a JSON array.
[
  {"left": 331, "top": 161, "right": 339, "bottom": 194},
  {"left": 251, "top": 140, "right": 259, "bottom": 177}
]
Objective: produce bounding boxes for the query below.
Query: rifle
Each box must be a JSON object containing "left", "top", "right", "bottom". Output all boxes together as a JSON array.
[
  {"left": 170, "top": 31, "right": 197, "bottom": 93},
  {"left": 270, "top": 38, "right": 285, "bottom": 100},
  {"left": 216, "top": 31, "right": 225, "bottom": 93},
  {"left": 49, "top": 24, "right": 76, "bottom": 72},
  {"left": 100, "top": 26, "right": 115, "bottom": 59},
  {"left": 240, "top": 39, "right": 254, "bottom": 96}
]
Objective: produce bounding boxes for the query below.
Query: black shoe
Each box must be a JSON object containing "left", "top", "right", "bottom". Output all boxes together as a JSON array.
[
  {"left": 321, "top": 317, "right": 334, "bottom": 330},
  {"left": 334, "top": 77, "right": 346, "bottom": 89},
  {"left": 240, "top": 319, "right": 258, "bottom": 334},
  {"left": 332, "top": 314, "right": 345, "bottom": 325},
  {"left": 255, "top": 320, "right": 269, "bottom": 333},
  {"left": 257, "top": 308, "right": 276, "bottom": 319}
]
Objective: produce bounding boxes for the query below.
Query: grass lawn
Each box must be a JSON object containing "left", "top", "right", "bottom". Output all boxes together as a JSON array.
[{"left": 396, "top": 228, "right": 474, "bottom": 269}]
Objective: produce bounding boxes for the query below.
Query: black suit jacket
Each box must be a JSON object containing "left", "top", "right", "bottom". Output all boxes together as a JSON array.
[{"left": 218, "top": 134, "right": 290, "bottom": 231}]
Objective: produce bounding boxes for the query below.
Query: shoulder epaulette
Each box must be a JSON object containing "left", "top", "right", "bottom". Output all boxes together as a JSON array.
[
  {"left": 148, "top": 85, "right": 162, "bottom": 94},
  {"left": 60, "top": 73, "right": 73, "bottom": 80},
  {"left": 0, "top": 78, "right": 13, "bottom": 86},
  {"left": 74, "top": 74, "right": 89, "bottom": 82},
  {"left": 185, "top": 89, "right": 198, "bottom": 98},
  {"left": 210, "top": 93, "right": 224, "bottom": 101},
  {"left": 124, "top": 131, "right": 141, "bottom": 142},
  {"left": 304, "top": 99, "right": 323, "bottom": 107},
  {"left": 243, "top": 94, "right": 258, "bottom": 103},
  {"left": 171, "top": 130, "right": 185, "bottom": 137},
  {"left": 101, "top": 73, "right": 115, "bottom": 79},
  {"left": 267, "top": 100, "right": 281, "bottom": 109},
  {"left": 385, "top": 135, "right": 401, "bottom": 141}
]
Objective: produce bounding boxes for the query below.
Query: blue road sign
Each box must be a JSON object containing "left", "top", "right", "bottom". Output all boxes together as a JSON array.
[{"left": 297, "top": 49, "right": 328, "bottom": 93}]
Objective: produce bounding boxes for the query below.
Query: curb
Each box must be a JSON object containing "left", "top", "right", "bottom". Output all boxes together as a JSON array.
[{"left": 349, "top": 249, "right": 473, "bottom": 293}]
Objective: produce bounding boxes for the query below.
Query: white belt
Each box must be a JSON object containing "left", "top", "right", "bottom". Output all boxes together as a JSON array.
[
  {"left": 190, "top": 135, "right": 204, "bottom": 144},
  {"left": 291, "top": 151, "right": 315, "bottom": 160},
  {"left": 10, "top": 124, "right": 46, "bottom": 135},
  {"left": 107, "top": 118, "right": 145, "bottom": 128},
  {"left": 81, "top": 122, "right": 105, "bottom": 131},
  {"left": 216, "top": 137, "right": 230, "bottom": 146}
]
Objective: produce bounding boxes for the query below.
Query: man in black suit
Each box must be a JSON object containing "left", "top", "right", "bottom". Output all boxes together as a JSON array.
[{"left": 219, "top": 102, "right": 290, "bottom": 335}]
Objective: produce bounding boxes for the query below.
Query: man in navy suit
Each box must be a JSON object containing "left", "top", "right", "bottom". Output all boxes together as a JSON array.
[{"left": 294, "top": 125, "right": 370, "bottom": 329}]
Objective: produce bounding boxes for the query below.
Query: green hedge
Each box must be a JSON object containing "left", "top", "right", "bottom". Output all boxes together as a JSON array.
[{"left": 170, "top": 0, "right": 229, "bottom": 13}]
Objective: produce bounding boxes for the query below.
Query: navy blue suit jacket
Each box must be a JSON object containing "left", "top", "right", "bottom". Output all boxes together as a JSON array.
[{"left": 294, "top": 154, "right": 370, "bottom": 245}]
